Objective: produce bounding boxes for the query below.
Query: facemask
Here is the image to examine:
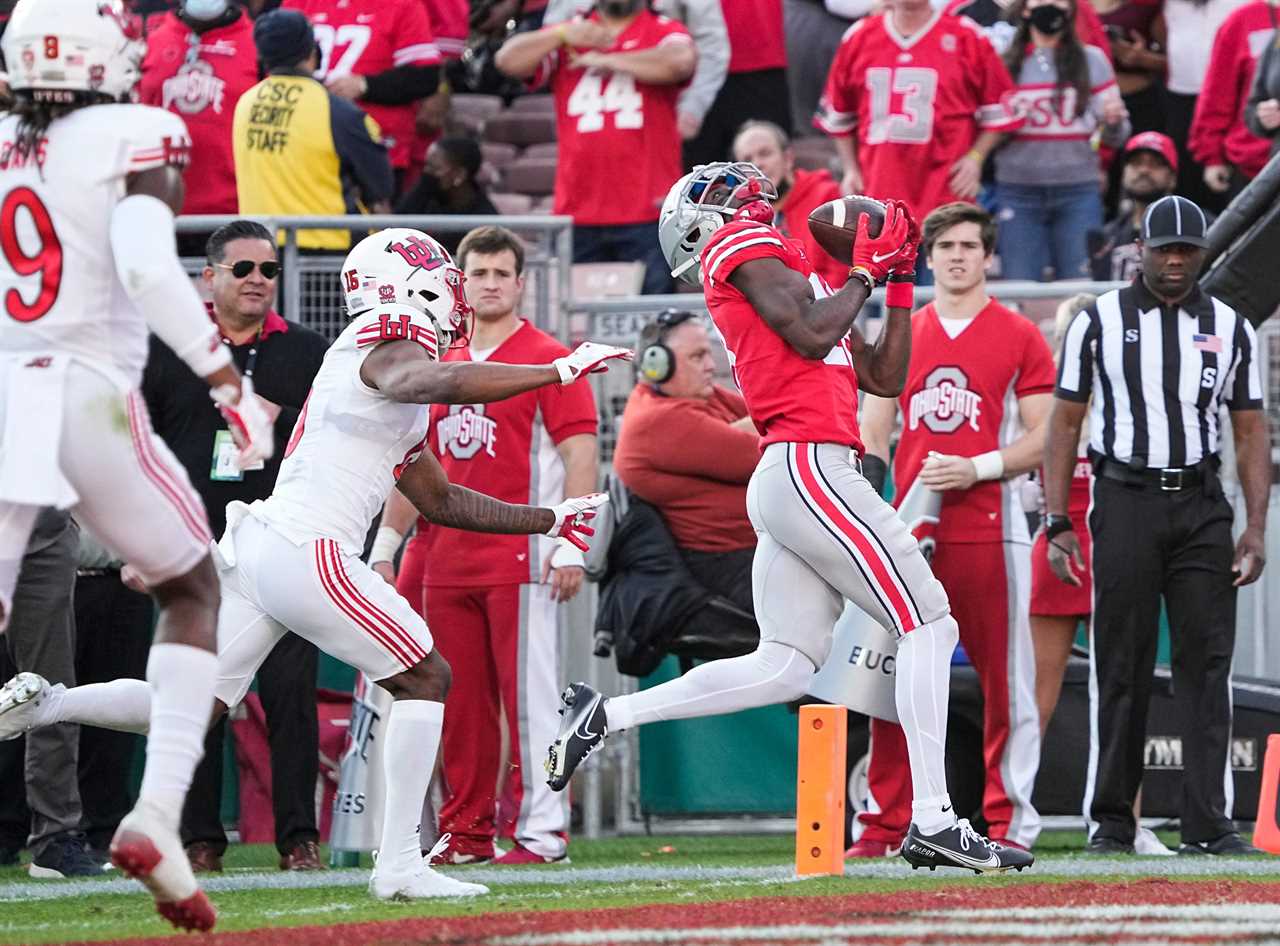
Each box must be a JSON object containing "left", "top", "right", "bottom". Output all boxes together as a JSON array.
[
  {"left": 183, "top": 0, "right": 229, "bottom": 21},
  {"left": 1027, "top": 4, "right": 1068, "bottom": 34}
]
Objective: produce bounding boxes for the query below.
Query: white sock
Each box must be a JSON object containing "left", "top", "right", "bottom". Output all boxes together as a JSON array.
[
  {"left": 378, "top": 699, "right": 444, "bottom": 875},
  {"left": 56, "top": 678, "right": 153, "bottom": 734},
  {"left": 137, "top": 643, "right": 217, "bottom": 824},
  {"left": 895, "top": 615, "right": 959, "bottom": 835},
  {"left": 605, "top": 642, "right": 814, "bottom": 732}
]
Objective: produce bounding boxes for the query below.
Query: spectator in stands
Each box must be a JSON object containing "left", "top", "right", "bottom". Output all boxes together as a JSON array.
[
  {"left": 995, "top": 0, "right": 1130, "bottom": 281},
  {"left": 408, "top": 0, "right": 469, "bottom": 184},
  {"left": 140, "top": 220, "right": 331, "bottom": 873},
  {"left": 1092, "top": 0, "right": 1167, "bottom": 135},
  {"left": 1088, "top": 132, "right": 1178, "bottom": 281},
  {"left": 611, "top": 311, "right": 760, "bottom": 618},
  {"left": 815, "top": 0, "right": 1021, "bottom": 283},
  {"left": 494, "top": 0, "right": 696, "bottom": 295},
  {"left": 731, "top": 120, "right": 847, "bottom": 288},
  {"left": 542, "top": 0, "right": 729, "bottom": 147},
  {"left": 783, "top": 2, "right": 855, "bottom": 138},
  {"left": 282, "top": 0, "right": 440, "bottom": 189},
  {"left": 1163, "top": 0, "right": 1250, "bottom": 209},
  {"left": 946, "top": 0, "right": 1112, "bottom": 55},
  {"left": 683, "top": 0, "right": 791, "bottom": 169},
  {"left": 1189, "top": 0, "right": 1279, "bottom": 205},
  {"left": 374, "top": 226, "right": 598, "bottom": 865},
  {"left": 1245, "top": 27, "right": 1280, "bottom": 159},
  {"left": 394, "top": 137, "right": 497, "bottom": 253},
  {"left": 233, "top": 9, "right": 394, "bottom": 253},
  {"left": 138, "top": 1, "right": 260, "bottom": 256}
]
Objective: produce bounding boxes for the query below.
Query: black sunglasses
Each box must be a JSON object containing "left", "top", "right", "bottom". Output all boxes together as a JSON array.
[{"left": 216, "top": 260, "right": 281, "bottom": 280}]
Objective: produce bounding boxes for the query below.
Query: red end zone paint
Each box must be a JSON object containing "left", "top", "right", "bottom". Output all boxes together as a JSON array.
[{"left": 82, "top": 880, "right": 1280, "bottom": 946}]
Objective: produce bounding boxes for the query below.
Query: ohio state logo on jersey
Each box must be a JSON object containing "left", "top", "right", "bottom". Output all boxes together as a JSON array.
[
  {"left": 162, "top": 60, "right": 227, "bottom": 115},
  {"left": 907, "top": 366, "right": 983, "bottom": 434},
  {"left": 436, "top": 404, "right": 497, "bottom": 460}
]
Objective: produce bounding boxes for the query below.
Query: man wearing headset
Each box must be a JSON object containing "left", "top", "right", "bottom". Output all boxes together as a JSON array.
[{"left": 611, "top": 310, "right": 761, "bottom": 615}]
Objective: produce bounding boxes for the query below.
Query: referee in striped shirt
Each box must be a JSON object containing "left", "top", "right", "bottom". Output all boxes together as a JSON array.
[{"left": 1044, "top": 195, "right": 1270, "bottom": 856}]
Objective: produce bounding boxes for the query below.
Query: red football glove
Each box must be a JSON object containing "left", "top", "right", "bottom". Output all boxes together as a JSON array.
[
  {"left": 850, "top": 201, "right": 913, "bottom": 283},
  {"left": 885, "top": 200, "right": 921, "bottom": 280},
  {"left": 546, "top": 492, "right": 609, "bottom": 552}
]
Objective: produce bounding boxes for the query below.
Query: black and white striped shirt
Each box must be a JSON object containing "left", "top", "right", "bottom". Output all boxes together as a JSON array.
[{"left": 1056, "top": 279, "right": 1264, "bottom": 468}]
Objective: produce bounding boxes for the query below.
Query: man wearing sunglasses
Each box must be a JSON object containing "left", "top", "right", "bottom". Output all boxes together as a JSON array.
[{"left": 135, "top": 220, "right": 331, "bottom": 874}]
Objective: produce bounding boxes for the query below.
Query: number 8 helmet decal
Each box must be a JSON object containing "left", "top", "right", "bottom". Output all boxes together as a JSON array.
[
  {"left": 341, "top": 228, "right": 474, "bottom": 357},
  {"left": 3, "top": 0, "right": 144, "bottom": 104},
  {"left": 658, "top": 162, "right": 778, "bottom": 287}
]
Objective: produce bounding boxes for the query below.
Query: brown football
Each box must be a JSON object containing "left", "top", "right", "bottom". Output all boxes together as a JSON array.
[{"left": 807, "top": 195, "right": 887, "bottom": 265}]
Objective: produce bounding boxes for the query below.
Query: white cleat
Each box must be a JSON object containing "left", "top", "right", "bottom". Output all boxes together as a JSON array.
[
  {"left": 370, "top": 836, "right": 489, "bottom": 900},
  {"left": 0, "top": 673, "right": 62, "bottom": 740},
  {"left": 110, "top": 802, "right": 216, "bottom": 932}
]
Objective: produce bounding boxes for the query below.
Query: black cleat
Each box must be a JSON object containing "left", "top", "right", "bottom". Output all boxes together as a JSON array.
[
  {"left": 1178, "top": 832, "right": 1264, "bottom": 856},
  {"left": 545, "top": 683, "right": 607, "bottom": 792},
  {"left": 1085, "top": 835, "right": 1135, "bottom": 855},
  {"left": 900, "top": 819, "right": 1034, "bottom": 874}
]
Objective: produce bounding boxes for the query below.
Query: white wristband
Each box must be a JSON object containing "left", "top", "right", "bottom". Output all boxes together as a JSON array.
[
  {"left": 554, "top": 358, "right": 575, "bottom": 385},
  {"left": 970, "top": 450, "right": 1005, "bottom": 481},
  {"left": 550, "top": 543, "right": 586, "bottom": 570},
  {"left": 370, "top": 526, "right": 405, "bottom": 565}
]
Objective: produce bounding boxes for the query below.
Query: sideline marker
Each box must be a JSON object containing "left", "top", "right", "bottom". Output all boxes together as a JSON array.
[
  {"left": 795, "top": 704, "right": 847, "bottom": 876},
  {"left": 1255, "top": 733, "right": 1280, "bottom": 854}
]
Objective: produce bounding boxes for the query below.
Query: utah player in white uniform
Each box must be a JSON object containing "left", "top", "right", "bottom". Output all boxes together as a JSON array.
[
  {"left": 0, "top": 227, "right": 629, "bottom": 900},
  {"left": 0, "top": 0, "right": 272, "bottom": 930}
]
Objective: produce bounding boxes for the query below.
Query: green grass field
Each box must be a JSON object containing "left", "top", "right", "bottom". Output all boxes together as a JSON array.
[{"left": 6, "top": 830, "right": 1280, "bottom": 945}]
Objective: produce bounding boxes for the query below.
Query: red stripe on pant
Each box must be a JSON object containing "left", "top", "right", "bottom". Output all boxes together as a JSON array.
[
  {"left": 125, "top": 392, "right": 211, "bottom": 545},
  {"left": 325, "top": 542, "right": 426, "bottom": 665},
  {"left": 792, "top": 443, "right": 918, "bottom": 632},
  {"left": 858, "top": 540, "right": 1021, "bottom": 843},
  {"left": 314, "top": 541, "right": 417, "bottom": 669}
]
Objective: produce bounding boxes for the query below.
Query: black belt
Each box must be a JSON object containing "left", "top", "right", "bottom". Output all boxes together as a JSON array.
[{"left": 1092, "top": 456, "right": 1213, "bottom": 492}]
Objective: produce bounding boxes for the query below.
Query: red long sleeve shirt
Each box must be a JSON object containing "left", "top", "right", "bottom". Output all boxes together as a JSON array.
[{"left": 611, "top": 384, "right": 760, "bottom": 553}]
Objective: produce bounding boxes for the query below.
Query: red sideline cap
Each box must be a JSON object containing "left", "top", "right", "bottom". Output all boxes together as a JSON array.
[{"left": 1123, "top": 132, "right": 1178, "bottom": 172}]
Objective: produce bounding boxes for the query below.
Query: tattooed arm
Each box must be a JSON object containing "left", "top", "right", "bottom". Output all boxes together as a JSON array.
[{"left": 396, "top": 448, "right": 555, "bottom": 534}]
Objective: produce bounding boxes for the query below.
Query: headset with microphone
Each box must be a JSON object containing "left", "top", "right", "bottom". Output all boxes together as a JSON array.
[{"left": 637, "top": 309, "right": 700, "bottom": 385}]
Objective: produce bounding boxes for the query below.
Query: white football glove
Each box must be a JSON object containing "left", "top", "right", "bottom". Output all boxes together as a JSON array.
[
  {"left": 546, "top": 492, "right": 609, "bottom": 552},
  {"left": 210, "top": 377, "right": 275, "bottom": 471},
  {"left": 553, "top": 342, "right": 633, "bottom": 385}
]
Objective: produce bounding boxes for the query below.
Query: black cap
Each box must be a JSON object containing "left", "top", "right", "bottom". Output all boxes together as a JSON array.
[
  {"left": 1141, "top": 195, "right": 1209, "bottom": 249},
  {"left": 253, "top": 9, "right": 316, "bottom": 70}
]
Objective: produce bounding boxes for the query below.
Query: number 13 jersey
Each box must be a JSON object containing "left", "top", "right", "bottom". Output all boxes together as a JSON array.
[
  {"left": 0, "top": 104, "right": 192, "bottom": 385},
  {"left": 532, "top": 10, "right": 692, "bottom": 226},
  {"left": 815, "top": 11, "right": 1021, "bottom": 224}
]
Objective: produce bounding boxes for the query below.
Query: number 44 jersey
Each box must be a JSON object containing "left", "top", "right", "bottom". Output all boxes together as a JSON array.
[
  {"left": 0, "top": 104, "right": 192, "bottom": 386},
  {"left": 532, "top": 9, "right": 692, "bottom": 227},
  {"left": 815, "top": 11, "right": 1021, "bottom": 224}
]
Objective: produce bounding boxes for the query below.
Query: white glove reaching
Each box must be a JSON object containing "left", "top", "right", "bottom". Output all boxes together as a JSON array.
[
  {"left": 553, "top": 342, "right": 633, "bottom": 385},
  {"left": 210, "top": 377, "right": 275, "bottom": 471},
  {"left": 546, "top": 492, "right": 609, "bottom": 552}
]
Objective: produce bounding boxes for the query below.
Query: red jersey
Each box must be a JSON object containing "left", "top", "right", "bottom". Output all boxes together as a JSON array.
[
  {"left": 1189, "top": 1, "right": 1275, "bottom": 179},
  {"left": 776, "top": 167, "right": 846, "bottom": 289},
  {"left": 893, "top": 301, "right": 1055, "bottom": 543},
  {"left": 283, "top": 0, "right": 440, "bottom": 169},
  {"left": 702, "top": 220, "right": 863, "bottom": 452},
  {"left": 725, "top": 0, "right": 787, "bottom": 74},
  {"left": 533, "top": 11, "right": 692, "bottom": 226},
  {"left": 137, "top": 12, "right": 258, "bottom": 215},
  {"left": 421, "top": 0, "right": 468, "bottom": 59},
  {"left": 419, "top": 321, "right": 598, "bottom": 586},
  {"left": 815, "top": 11, "right": 1021, "bottom": 223}
]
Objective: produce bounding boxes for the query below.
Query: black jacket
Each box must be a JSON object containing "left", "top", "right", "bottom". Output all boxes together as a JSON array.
[{"left": 1245, "top": 31, "right": 1280, "bottom": 157}]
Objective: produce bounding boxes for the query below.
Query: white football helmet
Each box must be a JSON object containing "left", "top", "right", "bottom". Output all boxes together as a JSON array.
[
  {"left": 2, "top": 0, "right": 143, "bottom": 104},
  {"left": 341, "top": 228, "right": 473, "bottom": 353},
  {"left": 658, "top": 162, "right": 778, "bottom": 287}
]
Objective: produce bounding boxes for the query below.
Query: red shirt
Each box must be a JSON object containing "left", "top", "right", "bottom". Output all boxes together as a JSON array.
[
  {"left": 775, "top": 167, "right": 846, "bottom": 289},
  {"left": 533, "top": 11, "right": 692, "bottom": 225},
  {"left": 612, "top": 384, "right": 760, "bottom": 552},
  {"left": 1190, "top": 1, "right": 1275, "bottom": 179},
  {"left": 421, "top": 0, "right": 468, "bottom": 59},
  {"left": 725, "top": 0, "right": 787, "bottom": 74},
  {"left": 815, "top": 11, "right": 1022, "bottom": 223},
  {"left": 701, "top": 219, "right": 863, "bottom": 452},
  {"left": 137, "top": 12, "right": 258, "bottom": 215},
  {"left": 419, "top": 321, "right": 598, "bottom": 586},
  {"left": 893, "top": 301, "right": 1055, "bottom": 543},
  {"left": 283, "top": 0, "right": 440, "bottom": 169}
]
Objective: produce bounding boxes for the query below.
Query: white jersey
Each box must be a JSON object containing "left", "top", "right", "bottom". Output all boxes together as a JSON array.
[
  {"left": 0, "top": 103, "right": 193, "bottom": 385},
  {"left": 256, "top": 305, "right": 439, "bottom": 554}
]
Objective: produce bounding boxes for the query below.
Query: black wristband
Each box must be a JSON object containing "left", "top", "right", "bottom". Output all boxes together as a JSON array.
[
  {"left": 861, "top": 454, "right": 888, "bottom": 496},
  {"left": 1043, "top": 514, "right": 1074, "bottom": 541}
]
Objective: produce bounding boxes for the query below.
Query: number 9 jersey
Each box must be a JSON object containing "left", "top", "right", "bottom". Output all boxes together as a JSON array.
[{"left": 0, "top": 104, "right": 192, "bottom": 385}]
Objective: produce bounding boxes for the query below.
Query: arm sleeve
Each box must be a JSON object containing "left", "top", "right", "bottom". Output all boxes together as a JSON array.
[
  {"left": 1016, "top": 322, "right": 1058, "bottom": 396},
  {"left": 1054, "top": 307, "right": 1098, "bottom": 402},
  {"left": 362, "top": 64, "right": 440, "bottom": 105},
  {"left": 331, "top": 98, "right": 395, "bottom": 207},
  {"left": 972, "top": 29, "right": 1024, "bottom": 131},
  {"left": 1225, "top": 313, "right": 1265, "bottom": 410},
  {"left": 1087, "top": 49, "right": 1130, "bottom": 146},
  {"left": 676, "top": 0, "right": 730, "bottom": 122},
  {"left": 1075, "top": 0, "right": 1114, "bottom": 63},
  {"left": 1244, "top": 42, "right": 1279, "bottom": 140},
  {"left": 813, "top": 23, "right": 862, "bottom": 136},
  {"left": 1189, "top": 18, "right": 1243, "bottom": 166}
]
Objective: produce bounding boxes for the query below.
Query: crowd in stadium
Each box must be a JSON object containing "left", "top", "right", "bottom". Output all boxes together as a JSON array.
[{"left": 0, "top": 0, "right": 1273, "bottom": 884}]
